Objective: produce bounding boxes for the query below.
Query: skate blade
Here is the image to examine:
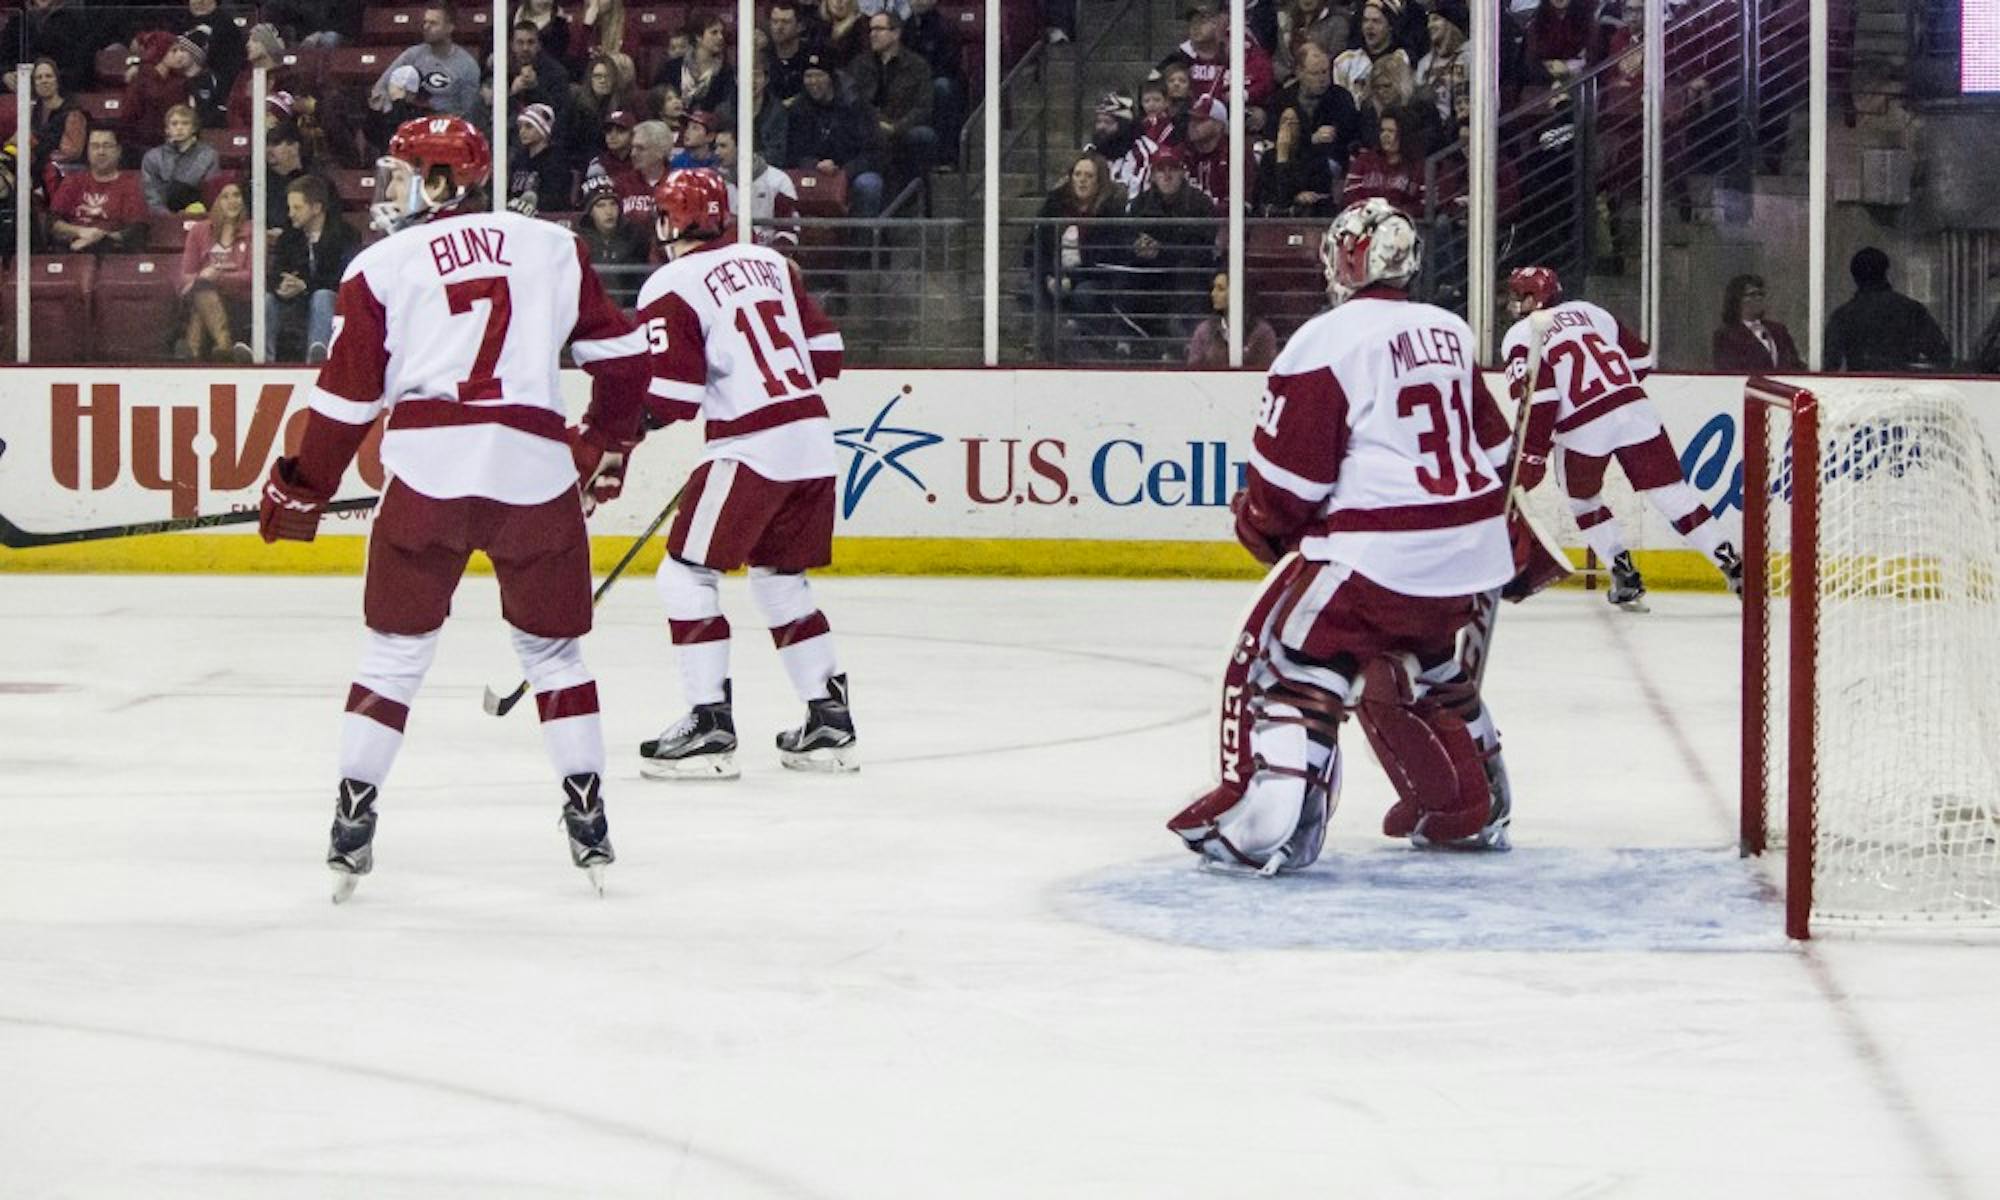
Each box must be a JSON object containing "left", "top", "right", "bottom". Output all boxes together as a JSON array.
[
  {"left": 1197, "top": 856, "right": 1285, "bottom": 879},
  {"left": 1411, "top": 826, "right": 1513, "bottom": 853},
  {"left": 330, "top": 870, "right": 360, "bottom": 904},
  {"left": 584, "top": 863, "right": 608, "bottom": 896},
  {"left": 779, "top": 744, "right": 859, "bottom": 773},
  {"left": 639, "top": 752, "right": 741, "bottom": 781},
  {"left": 1613, "top": 597, "right": 1651, "bottom": 613}
]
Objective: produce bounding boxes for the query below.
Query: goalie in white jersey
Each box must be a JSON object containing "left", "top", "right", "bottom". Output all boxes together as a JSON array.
[
  {"left": 1501, "top": 267, "right": 1743, "bottom": 607},
  {"left": 631, "top": 168, "right": 856, "bottom": 780},
  {"left": 257, "top": 116, "right": 650, "bottom": 899},
  {"left": 1167, "top": 199, "right": 1521, "bottom": 872}
]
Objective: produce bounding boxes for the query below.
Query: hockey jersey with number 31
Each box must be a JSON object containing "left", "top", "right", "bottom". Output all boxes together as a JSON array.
[{"left": 635, "top": 239, "right": 845, "bottom": 482}]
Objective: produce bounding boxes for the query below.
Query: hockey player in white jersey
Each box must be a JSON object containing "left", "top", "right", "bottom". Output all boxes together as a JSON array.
[
  {"left": 1167, "top": 199, "right": 1520, "bottom": 871},
  {"left": 631, "top": 168, "right": 856, "bottom": 780},
  {"left": 257, "top": 116, "right": 650, "bottom": 899},
  {"left": 1501, "top": 266, "right": 1743, "bottom": 608}
]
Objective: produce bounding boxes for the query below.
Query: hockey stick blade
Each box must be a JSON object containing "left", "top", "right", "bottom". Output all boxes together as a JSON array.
[
  {"left": 483, "top": 681, "right": 531, "bottom": 717},
  {"left": 0, "top": 496, "right": 378, "bottom": 549}
]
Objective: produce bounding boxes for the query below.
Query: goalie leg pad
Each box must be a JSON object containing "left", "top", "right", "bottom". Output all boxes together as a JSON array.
[
  {"left": 1169, "top": 688, "right": 1342, "bottom": 874},
  {"left": 1366, "top": 656, "right": 1492, "bottom": 844}
]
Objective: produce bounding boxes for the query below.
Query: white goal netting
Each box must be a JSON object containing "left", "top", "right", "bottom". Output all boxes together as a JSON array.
[{"left": 1750, "top": 381, "right": 2000, "bottom": 925}]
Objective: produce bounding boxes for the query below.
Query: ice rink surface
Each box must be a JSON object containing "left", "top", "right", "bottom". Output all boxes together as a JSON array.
[{"left": 2, "top": 572, "right": 1997, "bottom": 1199}]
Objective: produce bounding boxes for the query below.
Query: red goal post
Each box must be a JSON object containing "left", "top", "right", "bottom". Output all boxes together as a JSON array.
[{"left": 1739, "top": 375, "right": 2000, "bottom": 939}]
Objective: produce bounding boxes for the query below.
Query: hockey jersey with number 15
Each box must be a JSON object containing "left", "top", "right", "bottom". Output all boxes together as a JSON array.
[
  {"left": 1244, "top": 285, "right": 1516, "bottom": 597},
  {"left": 1500, "top": 299, "right": 1657, "bottom": 458},
  {"left": 635, "top": 238, "right": 845, "bottom": 482}
]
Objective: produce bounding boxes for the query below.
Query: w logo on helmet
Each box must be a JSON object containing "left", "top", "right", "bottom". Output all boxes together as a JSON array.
[{"left": 428, "top": 119, "right": 452, "bottom": 134}]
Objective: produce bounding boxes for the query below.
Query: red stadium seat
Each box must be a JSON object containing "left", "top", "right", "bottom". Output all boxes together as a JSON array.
[
  {"left": 77, "top": 92, "right": 128, "bottom": 134},
  {"left": 328, "top": 47, "right": 394, "bottom": 86},
  {"left": 202, "top": 129, "right": 253, "bottom": 168},
  {"left": 93, "top": 254, "right": 181, "bottom": 361},
  {"left": 95, "top": 45, "right": 129, "bottom": 89},
  {"left": 328, "top": 168, "right": 379, "bottom": 208},
  {"left": 148, "top": 213, "right": 202, "bottom": 252},
  {"left": 1, "top": 256, "right": 97, "bottom": 362},
  {"left": 360, "top": 4, "right": 492, "bottom": 46},
  {"left": 627, "top": 6, "right": 688, "bottom": 43},
  {"left": 788, "top": 169, "right": 849, "bottom": 218}
]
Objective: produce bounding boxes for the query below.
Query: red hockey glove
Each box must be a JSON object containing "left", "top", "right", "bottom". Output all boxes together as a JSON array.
[
  {"left": 1511, "top": 451, "right": 1548, "bottom": 493},
  {"left": 259, "top": 456, "right": 332, "bottom": 543},
  {"left": 1230, "top": 487, "right": 1290, "bottom": 566},
  {"left": 570, "top": 424, "right": 637, "bottom": 516}
]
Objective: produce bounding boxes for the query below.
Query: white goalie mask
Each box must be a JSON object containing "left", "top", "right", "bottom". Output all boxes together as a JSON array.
[{"left": 1320, "top": 198, "right": 1422, "bottom": 303}]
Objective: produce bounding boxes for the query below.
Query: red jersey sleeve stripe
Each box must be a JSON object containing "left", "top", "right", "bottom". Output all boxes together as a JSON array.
[
  {"left": 1249, "top": 366, "right": 1346, "bottom": 492},
  {"left": 311, "top": 271, "right": 390, "bottom": 421}
]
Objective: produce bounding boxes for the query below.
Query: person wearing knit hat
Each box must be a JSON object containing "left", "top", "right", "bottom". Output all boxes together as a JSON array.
[
  {"left": 1417, "top": 0, "right": 1470, "bottom": 127},
  {"left": 507, "top": 101, "right": 571, "bottom": 214},
  {"left": 1331, "top": 0, "right": 1413, "bottom": 104}
]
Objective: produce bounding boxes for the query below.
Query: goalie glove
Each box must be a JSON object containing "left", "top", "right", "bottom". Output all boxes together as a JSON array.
[
  {"left": 258, "top": 456, "right": 332, "bottom": 543},
  {"left": 569, "top": 424, "right": 638, "bottom": 516},
  {"left": 1230, "top": 487, "right": 1292, "bottom": 566},
  {"left": 1511, "top": 451, "right": 1548, "bottom": 493}
]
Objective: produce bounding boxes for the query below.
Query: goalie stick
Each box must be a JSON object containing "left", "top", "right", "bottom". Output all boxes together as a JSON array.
[
  {"left": 1464, "top": 307, "right": 1559, "bottom": 688},
  {"left": 0, "top": 435, "right": 378, "bottom": 548},
  {"left": 481, "top": 480, "right": 688, "bottom": 717}
]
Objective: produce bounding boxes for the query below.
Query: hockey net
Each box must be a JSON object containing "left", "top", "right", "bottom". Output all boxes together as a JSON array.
[{"left": 1741, "top": 376, "right": 2000, "bottom": 937}]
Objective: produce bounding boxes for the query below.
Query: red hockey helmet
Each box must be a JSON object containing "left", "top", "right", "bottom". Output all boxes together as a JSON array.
[
  {"left": 653, "top": 168, "right": 732, "bottom": 248},
  {"left": 373, "top": 115, "right": 493, "bottom": 233},
  {"left": 1507, "top": 266, "right": 1562, "bottom": 315}
]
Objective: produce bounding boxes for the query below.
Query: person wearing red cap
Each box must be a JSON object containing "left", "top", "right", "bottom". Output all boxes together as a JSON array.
[
  {"left": 1179, "top": 95, "right": 1251, "bottom": 205},
  {"left": 670, "top": 109, "right": 721, "bottom": 169},
  {"left": 1119, "top": 143, "right": 1218, "bottom": 355}
]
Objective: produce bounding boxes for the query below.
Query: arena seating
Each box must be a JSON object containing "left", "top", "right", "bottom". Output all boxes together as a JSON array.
[
  {"left": 1, "top": 256, "right": 96, "bottom": 362},
  {"left": 92, "top": 254, "right": 180, "bottom": 361},
  {"left": 788, "top": 170, "right": 849, "bottom": 218}
]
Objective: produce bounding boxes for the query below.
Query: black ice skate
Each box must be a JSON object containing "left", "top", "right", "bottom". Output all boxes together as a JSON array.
[
  {"left": 639, "top": 681, "right": 740, "bottom": 780},
  {"left": 327, "top": 778, "right": 378, "bottom": 904},
  {"left": 560, "top": 772, "right": 614, "bottom": 895},
  {"left": 1715, "top": 541, "right": 1745, "bottom": 599},
  {"left": 777, "top": 674, "right": 859, "bottom": 773},
  {"left": 1608, "top": 551, "right": 1650, "bottom": 612}
]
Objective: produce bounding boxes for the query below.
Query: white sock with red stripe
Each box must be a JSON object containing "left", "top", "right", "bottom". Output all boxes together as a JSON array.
[
  {"left": 1643, "top": 482, "right": 1737, "bottom": 560},
  {"left": 512, "top": 629, "right": 605, "bottom": 777},
  {"left": 1568, "top": 496, "right": 1628, "bottom": 563},
  {"left": 339, "top": 629, "right": 440, "bottom": 786},
  {"left": 750, "top": 567, "right": 839, "bottom": 702},
  {"left": 658, "top": 555, "right": 731, "bottom": 705}
]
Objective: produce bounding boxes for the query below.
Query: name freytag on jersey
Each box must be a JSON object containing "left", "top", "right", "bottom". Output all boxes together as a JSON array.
[
  {"left": 1388, "top": 326, "right": 1467, "bottom": 377},
  {"left": 428, "top": 226, "right": 513, "bottom": 277},
  {"left": 703, "top": 255, "right": 788, "bottom": 304}
]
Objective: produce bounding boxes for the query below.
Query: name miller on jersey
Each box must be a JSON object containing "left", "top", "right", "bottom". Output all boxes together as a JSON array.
[
  {"left": 427, "top": 226, "right": 514, "bottom": 277},
  {"left": 702, "top": 255, "right": 790, "bottom": 304},
  {"left": 1387, "top": 326, "right": 1469, "bottom": 377}
]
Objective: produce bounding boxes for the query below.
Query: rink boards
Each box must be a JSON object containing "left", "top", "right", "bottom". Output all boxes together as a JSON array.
[{"left": 1, "top": 367, "right": 1990, "bottom": 583}]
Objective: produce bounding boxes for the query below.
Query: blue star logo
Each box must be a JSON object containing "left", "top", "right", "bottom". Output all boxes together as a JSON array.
[{"left": 834, "top": 391, "right": 943, "bottom": 519}]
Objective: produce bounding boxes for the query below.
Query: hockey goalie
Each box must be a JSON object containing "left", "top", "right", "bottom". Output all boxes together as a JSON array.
[{"left": 1167, "top": 199, "right": 1539, "bottom": 874}]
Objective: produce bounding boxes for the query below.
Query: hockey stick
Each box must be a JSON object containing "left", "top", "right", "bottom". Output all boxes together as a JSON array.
[
  {"left": 1463, "top": 308, "right": 1557, "bottom": 688},
  {"left": 0, "top": 436, "right": 379, "bottom": 548},
  {"left": 481, "top": 482, "right": 688, "bottom": 717}
]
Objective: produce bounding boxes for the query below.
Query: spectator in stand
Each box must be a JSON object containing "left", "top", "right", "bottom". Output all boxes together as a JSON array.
[
  {"left": 788, "top": 53, "right": 885, "bottom": 216},
  {"left": 226, "top": 24, "right": 295, "bottom": 130},
  {"left": 589, "top": 108, "right": 644, "bottom": 197},
  {"left": 508, "top": 102, "right": 574, "bottom": 211},
  {"left": 124, "top": 30, "right": 207, "bottom": 145},
  {"left": 371, "top": 3, "right": 483, "bottom": 119},
  {"left": 1521, "top": 0, "right": 1602, "bottom": 92},
  {"left": 1342, "top": 107, "right": 1422, "bottom": 212},
  {"left": 567, "top": 50, "right": 640, "bottom": 162},
  {"left": 1415, "top": 0, "right": 1468, "bottom": 130},
  {"left": 50, "top": 128, "right": 148, "bottom": 254},
  {"left": 176, "top": 176, "right": 253, "bottom": 361},
  {"left": 1, "top": 0, "right": 94, "bottom": 98},
  {"left": 502, "top": 20, "right": 575, "bottom": 124},
  {"left": 1331, "top": 1, "right": 1409, "bottom": 104},
  {"left": 1276, "top": 43, "right": 1361, "bottom": 190},
  {"left": 621, "top": 118, "right": 674, "bottom": 225},
  {"left": 716, "top": 127, "right": 801, "bottom": 250},
  {"left": 266, "top": 174, "right": 357, "bottom": 362},
  {"left": 1092, "top": 92, "right": 1147, "bottom": 200},
  {"left": 1122, "top": 146, "right": 1218, "bottom": 354},
  {"left": 1254, "top": 104, "right": 1336, "bottom": 216},
  {"left": 515, "top": 0, "right": 574, "bottom": 63},
  {"left": 1826, "top": 247, "right": 1954, "bottom": 372},
  {"left": 654, "top": 14, "right": 735, "bottom": 113},
  {"left": 1161, "top": 62, "right": 1196, "bottom": 123},
  {"left": 1161, "top": 0, "right": 1276, "bottom": 129},
  {"left": 142, "top": 104, "right": 220, "bottom": 214},
  {"left": 1137, "top": 77, "right": 1183, "bottom": 150},
  {"left": 1181, "top": 96, "right": 1248, "bottom": 206},
  {"left": 859, "top": 0, "right": 911, "bottom": 14},
  {"left": 717, "top": 55, "right": 792, "bottom": 172},
  {"left": 574, "top": 176, "right": 649, "bottom": 301},
  {"left": 180, "top": 0, "right": 247, "bottom": 95},
  {"left": 27, "top": 58, "right": 87, "bottom": 199},
  {"left": 1275, "top": 0, "right": 1352, "bottom": 80},
  {"left": 850, "top": 12, "right": 936, "bottom": 191},
  {"left": 671, "top": 109, "right": 721, "bottom": 169},
  {"left": 1024, "top": 151, "right": 1121, "bottom": 357},
  {"left": 1712, "top": 275, "right": 1803, "bottom": 372},
  {"left": 1360, "top": 55, "right": 1439, "bottom": 157},
  {"left": 767, "top": 2, "right": 825, "bottom": 101},
  {"left": 575, "top": 0, "right": 628, "bottom": 64},
  {"left": 257, "top": 0, "right": 360, "bottom": 48},
  {"left": 368, "top": 66, "right": 434, "bottom": 155},
  {"left": 821, "top": 0, "right": 869, "bottom": 69},
  {"left": 903, "top": 0, "right": 965, "bottom": 150},
  {"left": 0, "top": 141, "right": 19, "bottom": 261},
  {"left": 1186, "top": 272, "right": 1278, "bottom": 368},
  {"left": 262, "top": 121, "right": 321, "bottom": 239},
  {"left": 657, "top": 90, "right": 689, "bottom": 139}
]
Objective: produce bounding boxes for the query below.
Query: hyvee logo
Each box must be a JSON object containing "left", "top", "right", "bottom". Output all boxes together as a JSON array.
[
  {"left": 834, "top": 390, "right": 943, "bottom": 518},
  {"left": 48, "top": 382, "right": 386, "bottom": 517}
]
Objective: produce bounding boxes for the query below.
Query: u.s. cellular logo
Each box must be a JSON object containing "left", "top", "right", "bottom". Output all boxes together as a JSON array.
[{"left": 833, "top": 389, "right": 943, "bottom": 518}]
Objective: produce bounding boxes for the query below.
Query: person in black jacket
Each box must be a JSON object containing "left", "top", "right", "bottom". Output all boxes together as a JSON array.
[
  {"left": 1117, "top": 146, "right": 1218, "bottom": 354},
  {"left": 1825, "top": 247, "right": 1953, "bottom": 372},
  {"left": 265, "top": 174, "right": 359, "bottom": 362},
  {"left": 574, "top": 180, "right": 649, "bottom": 304},
  {"left": 786, "top": 54, "right": 884, "bottom": 216},
  {"left": 2, "top": 0, "right": 96, "bottom": 98},
  {"left": 507, "top": 102, "right": 574, "bottom": 212},
  {"left": 1023, "top": 152, "right": 1124, "bottom": 358},
  {"left": 903, "top": 0, "right": 965, "bottom": 156}
]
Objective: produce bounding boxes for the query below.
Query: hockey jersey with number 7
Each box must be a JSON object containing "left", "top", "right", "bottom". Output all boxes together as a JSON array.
[
  {"left": 307, "top": 209, "right": 649, "bottom": 504},
  {"left": 1245, "top": 287, "right": 1516, "bottom": 597},
  {"left": 635, "top": 238, "right": 846, "bottom": 482}
]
